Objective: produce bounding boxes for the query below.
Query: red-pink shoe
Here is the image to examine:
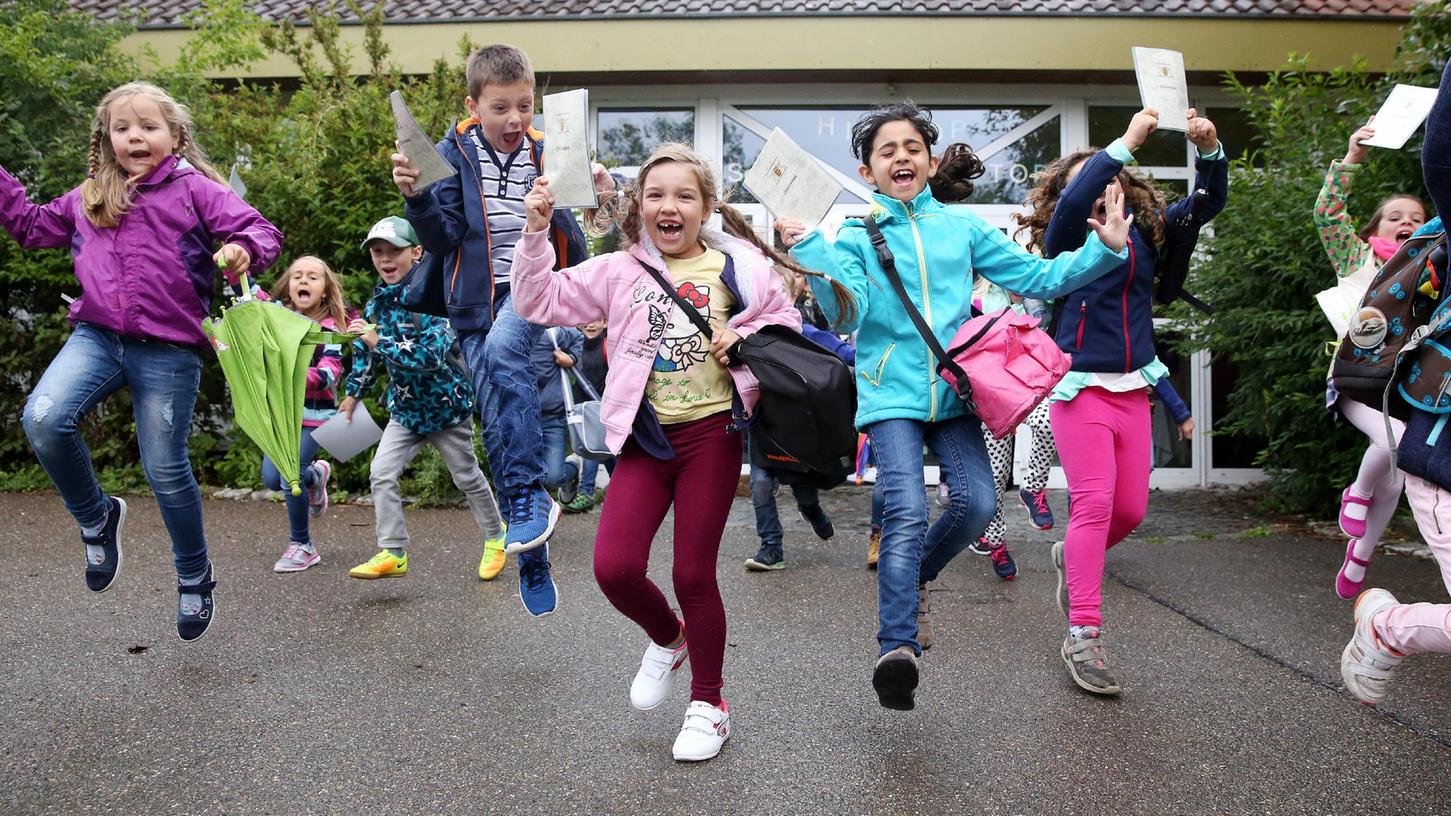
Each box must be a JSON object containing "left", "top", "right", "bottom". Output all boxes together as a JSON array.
[
  {"left": 1336, "top": 539, "right": 1373, "bottom": 600},
  {"left": 1338, "top": 487, "right": 1371, "bottom": 539}
]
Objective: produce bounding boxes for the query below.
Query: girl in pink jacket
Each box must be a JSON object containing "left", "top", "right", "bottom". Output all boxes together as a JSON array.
[{"left": 513, "top": 143, "right": 806, "bottom": 763}]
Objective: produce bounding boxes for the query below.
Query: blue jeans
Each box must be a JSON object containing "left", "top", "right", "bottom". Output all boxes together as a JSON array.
[
  {"left": 579, "top": 456, "right": 615, "bottom": 496},
  {"left": 871, "top": 479, "right": 885, "bottom": 528},
  {"left": 866, "top": 414, "right": 996, "bottom": 656},
  {"left": 749, "top": 437, "right": 821, "bottom": 548},
  {"left": 22, "top": 324, "right": 209, "bottom": 578},
  {"left": 540, "top": 414, "right": 578, "bottom": 492},
  {"left": 261, "top": 428, "right": 321, "bottom": 544},
  {"left": 458, "top": 293, "right": 546, "bottom": 497}
]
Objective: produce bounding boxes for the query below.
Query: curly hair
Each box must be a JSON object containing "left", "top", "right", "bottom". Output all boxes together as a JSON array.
[
  {"left": 1014, "top": 149, "right": 1165, "bottom": 255},
  {"left": 587, "top": 142, "right": 858, "bottom": 329}
]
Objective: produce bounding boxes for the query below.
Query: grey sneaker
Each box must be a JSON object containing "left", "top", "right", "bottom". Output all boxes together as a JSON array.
[
  {"left": 872, "top": 647, "right": 919, "bottom": 711},
  {"left": 1062, "top": 627, "right": 1121, "bottom": 696},
  {"left": 1051, "top": 541, "right": 1068, "bottom": 618},
  {"left": 916, "top": 584, "right": 934, "bottom": 651}
]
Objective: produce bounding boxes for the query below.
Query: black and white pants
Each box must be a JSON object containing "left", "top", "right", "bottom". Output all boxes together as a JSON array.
[{"left": 981, "top": 401, "right": 1055, "bottom": 544}]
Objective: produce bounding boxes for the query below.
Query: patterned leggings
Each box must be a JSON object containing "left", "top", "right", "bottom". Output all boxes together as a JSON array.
[{"left": 980, "top": 401, "right": 1056, "bottom": 544}]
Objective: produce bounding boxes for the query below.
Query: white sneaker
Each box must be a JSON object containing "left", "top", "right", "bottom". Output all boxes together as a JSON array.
[
  {"left": 630, "top": 638, "right": 688, "bottom": 711},
  {"left": 672, "top": 700, "right": 730, "bottom": 762},
  {"left": 1340, "top": 588, "right": 1405, "bottom": 705}
]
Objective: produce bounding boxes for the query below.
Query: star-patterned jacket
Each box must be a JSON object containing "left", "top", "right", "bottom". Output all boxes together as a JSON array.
[{"left": 344, "top": 281, "right": 474, "bottom": 436}]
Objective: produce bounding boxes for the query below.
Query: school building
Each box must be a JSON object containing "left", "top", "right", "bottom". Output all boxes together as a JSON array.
[{"left": 90, "top": 0, "right": 1416, "bottom": 487}]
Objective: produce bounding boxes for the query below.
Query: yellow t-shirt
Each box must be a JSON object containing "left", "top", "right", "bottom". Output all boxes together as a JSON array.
[{"left": 645, "top": 247, "right": 737, "bottom": 424}]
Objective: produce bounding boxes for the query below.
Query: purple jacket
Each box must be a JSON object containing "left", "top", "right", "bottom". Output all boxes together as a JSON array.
[{"left": 0, "top": 155, "right": 283, "bottom": 347}]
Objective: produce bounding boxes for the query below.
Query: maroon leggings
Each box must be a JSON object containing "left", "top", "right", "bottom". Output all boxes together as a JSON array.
[{"left": 593, "top": 411, "right": 742, "bottom": 707}]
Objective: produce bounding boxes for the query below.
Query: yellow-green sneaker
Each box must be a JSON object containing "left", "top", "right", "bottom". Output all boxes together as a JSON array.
[
  {"left": 349, "top": 550, "right": 408, "bottom": 579},
  {"left": 479, "top": 529, "right": 507, "bottom": 581}
]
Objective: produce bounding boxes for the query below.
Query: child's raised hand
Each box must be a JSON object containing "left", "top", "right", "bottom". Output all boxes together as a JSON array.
[
  {"left": 1123, "top": 108, "right": 1159, "bottom": 151},
  {"left": 774, "top": 217, "right": 807, "bottom": 249},
  {"left": 1345, "top": 117, "right": 1376, "bottom": 165},
  {"left": 591, "top": 163, "right": 616, "bottom": 195},
  {"left": 1185, "top": 108, "right": 1219, "bottom": 153},
  {"left": 1086, "top": 182, "right": 1133, "bottom": 252},
  {"left": 391, "top": 142, "right": 422, "bottom": 198},
  {"left": 525, "top": 177, "right": 555, "bottom": 232},
  {"left": 347, "top": 317, "right": 379, "bottom": 349},
  {"left": 214, "top": 243, "right": 251, "bottom": 279}
]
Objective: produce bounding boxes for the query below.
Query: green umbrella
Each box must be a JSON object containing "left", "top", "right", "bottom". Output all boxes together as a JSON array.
[{"left": 202, "top": 270, "right": 355, "bottom": 496}]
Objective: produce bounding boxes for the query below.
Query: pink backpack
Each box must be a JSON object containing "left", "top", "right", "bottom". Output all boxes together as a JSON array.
[
  {"left": 864, "top": 216, "right": 1072, "bottom": 439},
  {"left": 937, "top": 310, "right": 1072, "bottom": 438}
]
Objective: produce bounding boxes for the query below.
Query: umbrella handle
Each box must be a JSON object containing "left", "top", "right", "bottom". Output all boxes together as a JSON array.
[
  {"left": 290, "top": 480, "right": 302, "bottom": 496},
  {"left": 218, "top": 256, "right": 253, "bottom": 302}
]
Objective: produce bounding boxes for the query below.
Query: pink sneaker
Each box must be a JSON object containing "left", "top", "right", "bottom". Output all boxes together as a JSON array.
[
  {"left": 1339, "top": 487, "right": 1370, "bottom": 539},
  {"left": 1336, "top": 539, "right": 1373, "bottom": 600},
  {"left": 273, "top": 542, "right": 320, "bottom": 573},
  {"left": 307, "top": 460, "right": 332, "bottom": 518}
]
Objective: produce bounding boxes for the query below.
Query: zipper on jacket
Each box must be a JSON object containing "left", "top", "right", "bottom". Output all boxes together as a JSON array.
[
  {"left": 862, "top": 343, "right": 897, "bottom": 387},
  {"left": 1075, "top": 302, "right": 1086, "bottom": 350},
  {"left": 455, "top": 129, "right": 496, "bottom": 314},
  {"left": 1122, "top": 241, "right": 1135, "bottom": 372},
  {"left": 907, "top": 206, "right": 938, "bottom": 421}
]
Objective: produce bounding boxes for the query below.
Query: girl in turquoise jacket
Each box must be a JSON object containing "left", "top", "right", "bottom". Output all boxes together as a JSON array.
[{"left": 779, "top": 102, "right": 1131, "bottom": 712}]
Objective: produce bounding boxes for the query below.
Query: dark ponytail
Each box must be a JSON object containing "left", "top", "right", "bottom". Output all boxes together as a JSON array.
[
  {"left": 928, "top": 143, "right": 986, "bottom": 204},
  {"left": 716, "top": 204, "right": 858, "bottom": 331}
]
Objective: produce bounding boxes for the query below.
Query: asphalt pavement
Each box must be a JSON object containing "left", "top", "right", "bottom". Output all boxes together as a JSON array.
[{"left": 1, "top": 486, "right": 1447, "bottom": 816}]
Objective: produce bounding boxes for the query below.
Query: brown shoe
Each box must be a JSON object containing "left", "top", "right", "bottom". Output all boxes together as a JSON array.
[
  {"left": 866, "top": 526, "right": 881, "bottom": 570},
  {"left": 916, "top": 583, "right": 934, "bottom": 651}
]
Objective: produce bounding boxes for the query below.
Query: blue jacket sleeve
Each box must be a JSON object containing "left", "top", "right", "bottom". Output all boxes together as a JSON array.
[
  {"left": 402, "top": 134, "right": 469, "bottom": 256},
  {"left": 1152, "top": 377, "right": 1192, "bottom": 424},
  {"left": 1424, "top": 59, "right": 1451, "bottom": 220},
  {"left": 1163, "top": 150, "right": 1230, "bottom": 233},
  {"left": 793, "top": 228, "right": 870, "bottom": 335},
  {"left": 801, "top": 324, "right": 856, "bottom": 365},
  {"left": 1044, "top": 148, "right": 1127, "bottom": 258},
  {"left": 345, "top": 341, "right": 377, "bottom": 399}
]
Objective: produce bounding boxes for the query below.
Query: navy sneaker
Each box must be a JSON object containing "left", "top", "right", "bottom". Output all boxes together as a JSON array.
[
  {"left": 1019, "top": 488, "right": 1055, "bottom": 530},
  {"left": 967, "top": 536, "right": 994, "bottom": 557},
  {"left": 989, "top": 543, "right": 1017, "bottom": 581},
  {"left": 82, "top": 496, "right": 128, "bottom": 593},
  {"left": 177, "top": 561, "right": 217, "bottom": 642},
  {"left": 798, "top": 505, "right": 835, "bottom": 540},
  {"left": 744, "top": 544, "right": 785, "bottom": 572},
  {"left": 504, "top": 486, "right": 561, "bottom": 555},
  {"left": 518, "top": 545, "right": 558, "bottom": 617}
]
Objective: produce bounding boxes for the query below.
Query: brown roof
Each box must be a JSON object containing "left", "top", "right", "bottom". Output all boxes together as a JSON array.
[{"left": 73, "top": 0, "right": 1414, "bottom": 27}]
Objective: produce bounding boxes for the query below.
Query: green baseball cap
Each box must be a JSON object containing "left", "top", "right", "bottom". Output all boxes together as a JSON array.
[{"left": 361, "top": 216, "right": 419, "bottom": 249}]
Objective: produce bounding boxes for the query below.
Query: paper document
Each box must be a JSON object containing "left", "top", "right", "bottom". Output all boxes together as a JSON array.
[
  {"left": 1132, "top": 47, "right": 1191, "bottom": 132},
  {"left": 743, "top": 128, "right": 843, "bottom": 232},
  {"left": 310, "top": 403, "right": 384, "bottom": 463},
  {"left": 390, "top": 90, "right": 456, "bottom": 192},
  {"left": 1363, "top": 84, "right": 1440, "bottom": 150},
  {"left": 228, "top": 165, "right": 247, "bottom": 199},
  {"left": 542, "top": 89, "right": 596, "bottom": 209}
]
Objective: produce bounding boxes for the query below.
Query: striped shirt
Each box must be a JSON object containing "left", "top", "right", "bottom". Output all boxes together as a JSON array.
[
  {"left": 468, "top": 128, "right": 538, "bottom": 287},
  {"left": 303, "top": 315, "right": 344, "bottom": 428}
]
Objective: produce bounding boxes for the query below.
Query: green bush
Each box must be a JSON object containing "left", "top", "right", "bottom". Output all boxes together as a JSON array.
[{"left": 1174, "top": 1, "right": 1447, "bottom": 512}]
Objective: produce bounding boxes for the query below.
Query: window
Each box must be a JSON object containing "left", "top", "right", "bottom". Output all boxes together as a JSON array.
[
  {"left": 1088, "top": 106, "right": 1185, "bottom": 167},
  {"left": 597, "top": 109, "right": 694, "bottom": 168}
]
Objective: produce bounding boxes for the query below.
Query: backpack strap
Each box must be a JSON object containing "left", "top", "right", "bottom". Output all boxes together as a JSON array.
[
  {"left": 862, "top": 215, "right": 976, "bottom": 408},
  {"left": 638, "top": 260, "right": 717, "bottom": 339}
]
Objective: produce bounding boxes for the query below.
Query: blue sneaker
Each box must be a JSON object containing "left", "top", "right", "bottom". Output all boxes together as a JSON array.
[
  {"left": 1018, "top": 488, "right": 1054, "bottom": 530},
  {"left": 989, "top": 543, "right": 1017, "bottom": 581},
  {"left": 82, "top": 496, "right": 127, "bottom": 592},
  {"left": 518, "top": 545, "right": 558, "bottom": 617},
  {"left": 177, "top": 561, "right": 217, "bottom": 642},
  {"left": 504, "top": 487, "right": 561, "bottom": 555}
]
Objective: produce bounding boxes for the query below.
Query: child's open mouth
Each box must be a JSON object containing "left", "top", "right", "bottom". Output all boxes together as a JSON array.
[
  {"left": 128, "top": 150, "right": 151, "bottom": 161},
  {"left": 656, "top": 220, "right": 683, "bottom": 240},
  {"left": 891, "top": 169, "right": 916, "bottom": 189},
  {"left": 296, "top": 287, "right": 313, "bottom": 301},
  {"left": 1397, "top": 227, "right": 1416, "bottom": 242}
]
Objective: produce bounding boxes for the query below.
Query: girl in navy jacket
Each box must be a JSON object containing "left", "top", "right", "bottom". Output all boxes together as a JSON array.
[{"left": 1017, "top": 107, "right": 1227, "bottom": 696}]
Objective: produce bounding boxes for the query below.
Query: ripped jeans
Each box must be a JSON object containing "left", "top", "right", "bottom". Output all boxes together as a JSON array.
[{"left": 22, "top": 324, "right": 209, "bottom": 578}]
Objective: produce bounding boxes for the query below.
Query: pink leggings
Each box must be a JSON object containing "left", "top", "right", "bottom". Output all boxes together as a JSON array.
[
  {"left": 592, "top": 411, "right": 741, "bottom": 707},
  {"left": 1374, "top": 475, "right": 1451, "bottom": 655},
  {"left": 1050, "top": 387, "right": 1152, "bottom": 628}
]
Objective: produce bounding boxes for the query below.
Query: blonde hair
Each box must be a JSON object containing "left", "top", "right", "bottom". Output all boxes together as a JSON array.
[
  {"left": 588, "top": 142, "right": 856, "bottom": 329},
  {"left": 81, "top": 82, "right": 224, "bottom": 229},
  {"left": 270, "top": 255, "right": 350, "bottom": 329},
  {"left": 466, "top": 44, "right": 534, "bottom": 100}
]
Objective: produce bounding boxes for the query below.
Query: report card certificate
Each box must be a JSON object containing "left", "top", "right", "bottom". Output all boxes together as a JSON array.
[
  {"left": 1363, "top": 84, "right": 1440, "bottom": 150},
  {"left": 390, "top": 90, "right": 456, "bottom": 191},
  {"left": 744, "top": 128, "right": 842, "bottom": 232},
  {"left": 543, "top": 89, "right": 597, "bottom": 209},
  {"left": 1132, "top": 47, "right": 1191, "bottom": 132}
]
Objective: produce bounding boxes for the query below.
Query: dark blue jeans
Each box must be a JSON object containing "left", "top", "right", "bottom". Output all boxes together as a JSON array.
[
  {"left": 261, "top": 427, "right": 321, "bottom": 544},
  {"left": 866, "top": 414, "right": 996, "bottom": 656},
  {"left": 22, "top": 324, "right": 209, "bottom": 579},
  {"left": 579, "top": 456, "right": 615, "bottom": 496},
  {"left": 458, "top": 293, "right": 547, "bottom": 498},
  {"left": 748, "top": 436, "right": 822, "bottom": 548},
  {"left": 540, "top": 414, "right": 578, "bottom": 492}
]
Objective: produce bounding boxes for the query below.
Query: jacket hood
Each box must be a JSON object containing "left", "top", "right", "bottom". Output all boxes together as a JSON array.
[{"left": 626, "top": 223, "right": 776, "bottom": 311}]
